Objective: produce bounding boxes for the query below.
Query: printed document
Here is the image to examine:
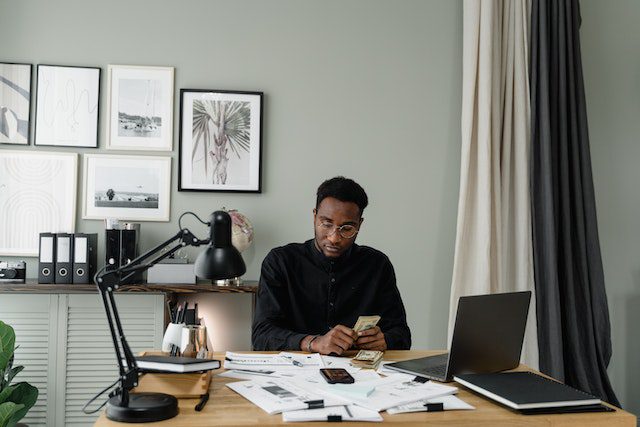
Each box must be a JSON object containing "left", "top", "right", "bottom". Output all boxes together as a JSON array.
[
  {"left": 387, "top": 395, "right": 475, "bottom": 414},
  {"left": 283, "top": 405, "right": 383, "bottom": 422}
]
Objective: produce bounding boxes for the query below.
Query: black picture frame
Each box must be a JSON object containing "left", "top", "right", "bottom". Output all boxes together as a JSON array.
[
  {"left": 34, "top": 64, "right": 101, "bottom": 148},
  {"left": 178, "top": 89, "right": 263, "bottom": 193},
  {"left": 0, "top": 62, "right": 32, "bottom": 145}
]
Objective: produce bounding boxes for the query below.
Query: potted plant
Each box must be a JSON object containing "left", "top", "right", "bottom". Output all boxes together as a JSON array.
[{"left": 0, "top": 320, "right": 38, "bottom": 427}]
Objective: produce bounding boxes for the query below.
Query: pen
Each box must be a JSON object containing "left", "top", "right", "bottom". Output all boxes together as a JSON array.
[
  {"left": 195, "top": 392, "right": 209, "bottom": 411},
  {"left": 283, "top": 355, "right": 303, "bottom": 367}
]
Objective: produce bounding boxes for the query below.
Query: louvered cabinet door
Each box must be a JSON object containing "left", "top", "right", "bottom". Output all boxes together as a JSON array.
[
  {"left": 57, "top": 293, "right": 164, "bottom": 427},
  {"left": 0, "top": 294, "right": 58, "bottom": 426}
]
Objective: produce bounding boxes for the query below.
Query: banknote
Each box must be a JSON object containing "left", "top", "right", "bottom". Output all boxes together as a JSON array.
[
  {"left": 353, "top": 315, "right": 381, "bottom": 333},
  {"left": 353, "top": 350, "right": 383, "bottom": 362}
]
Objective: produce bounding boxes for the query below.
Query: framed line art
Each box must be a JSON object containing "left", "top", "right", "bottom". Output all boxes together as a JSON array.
[
  {"left": 106, "top": 65, "right": 174, "bottom": 151},
  {"left": 0, "top": 150, "right": 77, "bottom": 256},
  {"left": 0, "top": 62, "right": 32, "bottom": 145},
  {"left": 35, "top": 64, "right": 101, "bottom": 147},
  {"left": 179, "top": 89, "right": 263, "bottom": 192},
  {"left": 82, "top": 154, "right": 171, "bottom": 221}
]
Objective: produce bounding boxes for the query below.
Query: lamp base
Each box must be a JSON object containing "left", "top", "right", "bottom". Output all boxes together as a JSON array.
[
  {"left": 212, "top": 277, "right": 242, "bottom": 286},
  {"left": 106, "top": 392, "right": 178, "bottom": 423}
]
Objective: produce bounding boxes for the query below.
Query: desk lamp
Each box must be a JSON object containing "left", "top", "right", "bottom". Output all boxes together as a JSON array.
[{"left": 92, "top": 210, "right": 246, "bottom": 422}]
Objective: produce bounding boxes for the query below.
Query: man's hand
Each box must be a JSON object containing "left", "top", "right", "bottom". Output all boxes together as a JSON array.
[
  {"left": 355, "top": 326, "right": 387, "bottom": 351},
  {"left": 311, "top": 325, "right": 358, "bottom": 355}
]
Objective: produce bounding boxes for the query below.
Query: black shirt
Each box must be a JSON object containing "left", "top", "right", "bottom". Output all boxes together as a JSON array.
[{"left": 251, "top": 239, "right": 411, "bottom": 351}]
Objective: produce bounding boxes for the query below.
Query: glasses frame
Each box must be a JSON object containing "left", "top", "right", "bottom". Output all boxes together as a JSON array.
[{"left": 316, "top": 221, "right": 359, "bottom": 239}]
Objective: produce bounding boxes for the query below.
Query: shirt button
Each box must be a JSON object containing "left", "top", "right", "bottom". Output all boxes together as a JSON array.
[
  {"left": 329, "top": 302, "right": 334, "bottom": 307},
  {"left": 331, "top": 278, "right": 336, "bottom": 283}
]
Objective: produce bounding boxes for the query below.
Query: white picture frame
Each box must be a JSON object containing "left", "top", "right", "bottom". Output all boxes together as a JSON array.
[
  {"left": 82, "top": 154, "right": 171, "bottom": 221},
  {"left": 106, "top": 65, "right": 174, "bottom": 151},
  {"left": 0, "top": 150, "right": 77, "bottom": 256},
  {"left": 0, "top": 62, "right": 32, "bottom": 145},
  {"left": 35, "top": 64, "right": 101, "bottom": 148}
]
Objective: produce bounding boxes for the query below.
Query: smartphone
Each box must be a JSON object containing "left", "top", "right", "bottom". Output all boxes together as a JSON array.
[{"left": 319, "top": 368, "right": 355, "bottom": 384}]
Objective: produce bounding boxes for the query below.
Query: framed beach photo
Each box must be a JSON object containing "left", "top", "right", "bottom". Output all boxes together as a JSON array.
[
  {"left": 0, "top": 150, "right": 77, "bottom": 256},
  {"left": 35, "top": 64, "right": 101, "bottom": 147},
  {"left": 82, "top": 154, "right": 171, "bottom": 221},
  {"left": 0, "top": 62, "right": 32, "bottom": 145},
  {"left": 106, "top": 65, "right": 174, "bottom": 151},
  {"left": 179, "top": 89, "right": 263, "bottom": 192}
]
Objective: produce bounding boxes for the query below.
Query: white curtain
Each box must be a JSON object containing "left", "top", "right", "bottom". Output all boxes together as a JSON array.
[{"left": 449, "top": 0, "right": 538, "bottom": 369}]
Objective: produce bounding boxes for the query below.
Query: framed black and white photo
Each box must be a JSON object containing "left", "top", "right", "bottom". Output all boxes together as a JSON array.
[
  {"left": 106, "top": 65, "right": 174, "bottom": 151},
  {"left": 179, "top": 89, "right": 263, "bottom": 192},
  {"left": 82, "top": 154, "right": 171, "bottom": 221},
  {"left": 0, "top": 62, "right": 32, "bottom": 145},
  {"left": 0, "top": 150, "right": 77, "bottom": 255},
  {"left": 35, "top": 64, "right": 100, "bottom": 147}
]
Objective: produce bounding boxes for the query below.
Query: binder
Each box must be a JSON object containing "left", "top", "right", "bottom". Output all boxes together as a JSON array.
[
  {"left": 105, "top": 229, "right": 120, "bottom": 272},
  {"left": 120, "top": 229, "right": 142, "bottom": 283},
  {"left": 454, "top": 372, "right": 601, "bottom": 411},
  {"left": 38, "top": 233, "right": 56, "bottom": 284},
  {"left": 73, "top": 233, "right": 97, "bottom": 284},
  {"left": 55, "top": 233, "right": 73, "bottom": 284}
]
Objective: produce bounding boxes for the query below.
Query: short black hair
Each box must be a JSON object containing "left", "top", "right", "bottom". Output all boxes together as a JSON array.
[{"left": 316, "top": 176, "right": 369, "bottom": 215}]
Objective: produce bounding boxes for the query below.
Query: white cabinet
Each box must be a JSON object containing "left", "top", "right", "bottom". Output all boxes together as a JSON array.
[{"left": 0, "top": 293, "right": 164, "bottom": 427}]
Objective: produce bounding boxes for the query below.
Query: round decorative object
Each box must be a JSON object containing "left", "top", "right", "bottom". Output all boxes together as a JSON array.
[{"left": 228, "top": 209, "right": 254, "bottom": 252}]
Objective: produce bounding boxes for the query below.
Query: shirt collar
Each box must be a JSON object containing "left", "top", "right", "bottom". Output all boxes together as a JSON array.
[{"left": 306, "top": 238, "right": 356, "bottom": 268}]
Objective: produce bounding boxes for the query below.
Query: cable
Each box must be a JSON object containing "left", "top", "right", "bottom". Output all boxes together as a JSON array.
[
  {"left": 82, "top": 377, "right": 120, "bottom": 414},
  {"left": 178, "top": 211, "right": 209, "bottom": 231}
]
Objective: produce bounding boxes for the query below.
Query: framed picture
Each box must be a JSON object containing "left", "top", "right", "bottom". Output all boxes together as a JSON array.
[
  {"left": 106, "top": 65, "right": 174, "bottom": 151},
  {"left": 0, "top": 150, "right": 77, "bottom": 256},
  {"left": 35, "top": 64, "right": 100, "bottom": 147},
  {"left": 0, "top": 62, "right": 32, "bottom": 145},
  {"left": 179, "top": 89, "right": 263, "bottom": 192},
  {"left": 82, "top": 154, "right": 171, "bottom": 221}
]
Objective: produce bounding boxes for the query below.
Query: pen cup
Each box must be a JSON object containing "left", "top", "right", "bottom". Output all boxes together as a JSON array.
[
  {"left": 181, "top": 325, "right": 207, "bottom": 358},
  {"left": 162, "top": 322, "right": 185, "bottom": 352}
]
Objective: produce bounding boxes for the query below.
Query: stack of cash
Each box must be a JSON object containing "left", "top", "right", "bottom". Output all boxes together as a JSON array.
[
  {"left": 351, "top": 350, "right": 384, "bottom": 369},
  {"left": 353, "top": 315, "right": 381, "bottom": 333}
]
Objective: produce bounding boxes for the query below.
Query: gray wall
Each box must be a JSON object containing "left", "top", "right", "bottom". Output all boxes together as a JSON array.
[
  {"left": 0, "top": 1, "right": 462, "bottom": 354},
  {"left": 581, "top": 0, "right": 640, "bottom": 416}
]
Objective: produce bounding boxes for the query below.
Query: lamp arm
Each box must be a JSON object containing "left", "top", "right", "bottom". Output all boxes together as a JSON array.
[{"left": 94, "top": 227, "right": 208, "bottom": 408}]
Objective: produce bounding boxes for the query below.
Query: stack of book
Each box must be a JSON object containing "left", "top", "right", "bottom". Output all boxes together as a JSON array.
[{"left": 350, "top": 350, "right": 383, "bottom": 369}]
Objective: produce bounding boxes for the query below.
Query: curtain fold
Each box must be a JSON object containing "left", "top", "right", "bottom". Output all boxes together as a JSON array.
[
  {"left": 530, "top": 0, "right": 619, "bottom": 405},
  {"left": 450, "top": 0, "right": 539, "bottom": 369}
]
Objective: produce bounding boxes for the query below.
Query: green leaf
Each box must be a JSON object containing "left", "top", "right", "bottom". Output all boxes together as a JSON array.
[
  {"left": 6, "top": 366, "right": 23, "bottom": 385},
  {"left": 0, "top": 322, "right": 16, "bottom": 373},
  {"left": 0, "top": 386, "right": 15, "bottom": 405},
  {"left": 0, "top": 402, "right": 24, "bottom": 427},
  {"left": 5, "top": 382, "right": 38, "bottom": 426}
]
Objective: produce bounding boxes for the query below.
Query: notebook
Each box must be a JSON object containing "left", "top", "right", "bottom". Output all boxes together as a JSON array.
[
  {"left": 135, "top": 355, "right": 221, "bottom": 373},
  {"left": 385, "top": 291, "right": 531, "bottom": 381},
  {"left": 454, "top": 372, "right": 601, "bottom": 410}
]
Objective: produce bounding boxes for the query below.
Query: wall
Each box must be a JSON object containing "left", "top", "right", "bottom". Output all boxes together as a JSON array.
[
  {"left": 581, "top": 0, "right": 640, "bottom": 415},
  {"left": 0, "top": 1, "right": 463, "bottom": 353}
]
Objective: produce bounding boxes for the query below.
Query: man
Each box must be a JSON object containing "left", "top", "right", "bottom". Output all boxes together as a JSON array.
[{"left": 252, "top": 176, "right": 411, "bottom": 355}]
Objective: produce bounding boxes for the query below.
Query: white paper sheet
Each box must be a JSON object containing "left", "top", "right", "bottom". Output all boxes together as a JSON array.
[
  {"left": 283, "top": 405, "right": 383, "bottom": 422},
  {"left": 227, "top": 378, "right": 349, "bottom": 415},
  {"left": 386, "top": 395, "right": 475, "bottom": 414}
]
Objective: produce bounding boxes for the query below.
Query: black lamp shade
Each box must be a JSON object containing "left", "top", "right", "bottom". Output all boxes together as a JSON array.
[{"left": 194, "top": 211, "right": 246, "bottom": 279}]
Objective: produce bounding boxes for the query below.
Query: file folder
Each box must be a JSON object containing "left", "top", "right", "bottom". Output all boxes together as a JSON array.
[
  {"left": 73, "top": 233, "right": 97, "bottom": 284},
  {"left": 55, "top": 233, "right": 73, "bottom": 284},
  {"left": 38, "top": 233, "right": 56, "bottom": 284}
]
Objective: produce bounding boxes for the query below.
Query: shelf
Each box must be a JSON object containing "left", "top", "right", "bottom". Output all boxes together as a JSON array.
[{"left": 0, "top": 280, "right": 258, "bottom": 294}]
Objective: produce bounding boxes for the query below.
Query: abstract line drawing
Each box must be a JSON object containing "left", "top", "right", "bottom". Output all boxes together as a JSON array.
[
  {"left": 0, "top": 63, "right": 32, "bottom": 145},
  {"left": 35, "top": 65, "right": 100, "bottom": 147},
  {"left": 0, "top": 151, "right": 77, "bottom": 256},
  {"left": 179, "top": 89, "right": 263, "bottom": 193}
]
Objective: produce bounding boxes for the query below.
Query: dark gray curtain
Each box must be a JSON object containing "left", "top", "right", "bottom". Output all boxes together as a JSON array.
[{"left": 530, "top": 0, "right": 619, "bottom": 406}]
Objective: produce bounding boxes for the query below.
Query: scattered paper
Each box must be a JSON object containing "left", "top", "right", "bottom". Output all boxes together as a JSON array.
[
  {"left": 387, "top": 395, "right": 475, "bottom": 414},
  {"left": 283, "top": 404, "right": 383, "bottom": 422}
]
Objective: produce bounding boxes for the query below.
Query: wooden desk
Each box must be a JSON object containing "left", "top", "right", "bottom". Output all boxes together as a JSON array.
[{"left": 94, "top": 350, "right": 636, "bottom": 426}]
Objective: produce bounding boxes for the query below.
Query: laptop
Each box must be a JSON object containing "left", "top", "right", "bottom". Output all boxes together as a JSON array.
[{"left": 385, "top": 291, "right": 531, "bottom": 382}]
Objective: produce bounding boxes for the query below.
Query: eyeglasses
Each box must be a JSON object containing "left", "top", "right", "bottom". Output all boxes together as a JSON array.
[{"left": 316, "top": 221, "right": 359, "bottom": 239}]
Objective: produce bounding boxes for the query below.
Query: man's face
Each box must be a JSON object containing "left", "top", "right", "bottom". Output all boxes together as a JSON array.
[{"left": 313, "top": 197, "right": 363, "bottom": 258}]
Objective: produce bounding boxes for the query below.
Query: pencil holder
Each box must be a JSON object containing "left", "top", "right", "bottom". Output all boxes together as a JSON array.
[{"left": 161, "top": 322, "right": 185, "bottom": 352}]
